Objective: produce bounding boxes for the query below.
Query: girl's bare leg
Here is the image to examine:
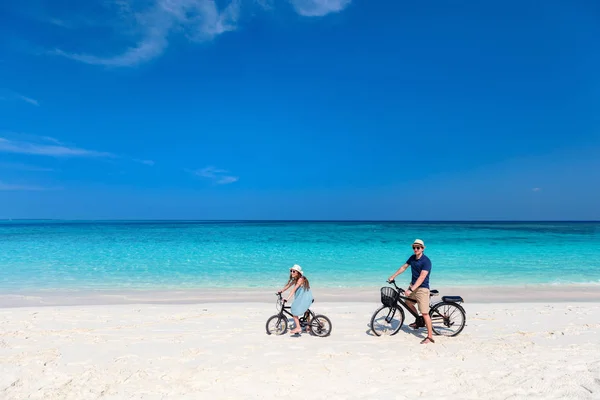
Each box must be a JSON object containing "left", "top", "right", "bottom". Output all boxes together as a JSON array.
[{"left": 290, "top": 316, "right": 301, "bottom": 334}]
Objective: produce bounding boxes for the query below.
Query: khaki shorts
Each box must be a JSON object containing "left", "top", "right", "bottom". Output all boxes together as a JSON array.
[{"left": 408, "top": 288, "right": 430, "bottom": 314}]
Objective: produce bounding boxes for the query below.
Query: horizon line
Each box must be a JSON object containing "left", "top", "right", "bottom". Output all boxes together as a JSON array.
[{"left": 1, "top": 219, "right": 599, "bottom": 223}]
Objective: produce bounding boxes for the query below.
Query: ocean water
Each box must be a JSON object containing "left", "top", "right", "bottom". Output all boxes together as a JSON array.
[{"left": 0, "top": 221, "right": 599, "bottom": 291}]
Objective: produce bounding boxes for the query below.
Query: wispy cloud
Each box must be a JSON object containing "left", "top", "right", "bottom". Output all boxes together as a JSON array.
[
  {"left": 0, "top": 162, "right": 56, "bottom": 172},
  {"left": 0, "top": 89, "right": 39, "bottom": 106},
  {"left": 0, "top": 136, "right": 115, "bottom": 158},
  {"left": 0, "top": 133, "right": 155, "bottom": 168},
  {"left": 532, "top": 187, "right": 541, "bottom": 192},
  {"left": 134, "top": 159, "right": 156, "bottom": 166},
  {"left": 52, "top": 0, "right": 241, "bottom": 67},
  {"left": 46, "top": 0, "right": 351, "bottom": 67},
  {"left": 48, "top": 18, "right": 74, "bottom": 28},
  {"left": 15, "top": 94, "right": 40, "bottom": 106},
  {"left": 0, "top": 181, "right": 56, "bottom": 191},
  {"left": 189, "top": 166, "right": 239, "bottom": 184},
  {"left": 255, "top": 0, "right": 274, "bottom": 11},
  {"left": 289, "top": 0, "right": 351, "bottom": 17}
]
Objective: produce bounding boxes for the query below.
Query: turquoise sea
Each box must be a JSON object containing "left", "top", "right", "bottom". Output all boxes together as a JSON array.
[{"left": 1, "top": 221, "right": 599, "bottom": 291}]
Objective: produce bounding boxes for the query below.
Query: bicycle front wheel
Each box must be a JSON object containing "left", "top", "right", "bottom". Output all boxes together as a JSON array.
[
  {"left": 309, "top": 314, "right": 332, "bottom": 337},
  {"left": 370, "top": 305, "right": 404, "bottom": 336},
  {"left": 266, "top": 315, "right": 288, "bottom": 335},
  {"left": 429, "top": 302, "right": 466, "bottom": 337}
]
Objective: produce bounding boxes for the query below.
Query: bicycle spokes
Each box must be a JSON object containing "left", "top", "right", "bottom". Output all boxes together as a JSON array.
[
  {"left": 385, "top": 308, "right": 396, "bottom": 323},
  {"left": 370, "top": 306, "right": 404, "bottom": 336},
  {"left": 266, "top": 315, "right": 288, "bottom": 335},
  {"left": 309, "top": 315, "right": 332, "bottom": 337},
  {"left": 429, "top": 302, "right": 465, "bottom": 337}
]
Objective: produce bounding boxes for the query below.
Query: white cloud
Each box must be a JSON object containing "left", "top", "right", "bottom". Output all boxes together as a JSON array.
[
  {"left": 0, "top": 136, "right": 115, "bottom": 158},
  {"left": 48, "top": 0, "right": 351, "bottom": 67},
  {"left": 191, "top": 166, "right": 239, "bottom": 184},
  {"left": 39, "top": 136, "right": 64, "bottom": 145},
  {"left": 0, "top": 134, "right": 156, "bottom": 169},
  {"left": 0, "top": 181, "right": 55, "bottom": 191},
  {"left": 53, "top": 0, "right": 241, "bottom": 67},
  {"left": 0, "top": 162, "right": 56, "bottom": 172},
  {"left": 216, "top": 175, "right": 239, "bottom": 184},
  {"left": 48, "top": 18, "right": 71, "bottom": 28},
  {"left": 0, "top": 89, "right": 39, "bottom": 106},
  {"left": 255, "top": 0, "right": 274, "bottom": 10},
  {"left": 289, "top": 0, "right": 351, "bottom": 17},
  {"left": 134, "top": 159, "right": 156, "bottom": 166},
  {"left": 532, "top": 187, "right": 541, "bottom": 192},
  {"left": 15, "top": 94, "right": 40, "bottom": 106}
]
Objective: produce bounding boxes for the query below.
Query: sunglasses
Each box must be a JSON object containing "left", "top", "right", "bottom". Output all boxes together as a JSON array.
[
  {"left": 412, "top": 246, "right": 423, "bottom": 250},
  {"left": 290, "top": 270, "right": 298, "bottom": 273}
]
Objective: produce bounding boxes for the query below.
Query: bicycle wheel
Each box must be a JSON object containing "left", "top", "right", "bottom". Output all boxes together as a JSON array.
[
  {"left": 309, "top": 314, "right": 332, "bottom": 337},
  {"left": 370, "top": 305, "right": 404, "bottom": 336},
  {"left": 429, "top": 302, "right": 466, "bottom": 337},
  {"left": 266, "top": 315, "right": 288, "bottom": 335}
]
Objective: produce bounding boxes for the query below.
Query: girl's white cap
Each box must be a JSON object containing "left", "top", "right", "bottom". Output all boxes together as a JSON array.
[{"left": 290, "top": 264, "right": 303, "bottom": 275}]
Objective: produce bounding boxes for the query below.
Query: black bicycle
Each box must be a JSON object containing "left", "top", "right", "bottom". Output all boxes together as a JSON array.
[
  {"left": 370, "top": 280, "right": 466, "bottom": 337},
  {"left": 266, "top": 293, "right": 332, "bottom": 337}
]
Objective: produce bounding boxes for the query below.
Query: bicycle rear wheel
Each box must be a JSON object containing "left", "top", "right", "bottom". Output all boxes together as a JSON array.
[
  {"left": 429, "top": 302, "right": 466, "bottom": 337},
  {"left": 370, "top": 305, "right": 404, "bottom": 336},
  {"left": 266, "top": 315, "right": 288, "bottom": 335},
  {"left": 309, "top": 314, "right": 332, "bottom": 337}
]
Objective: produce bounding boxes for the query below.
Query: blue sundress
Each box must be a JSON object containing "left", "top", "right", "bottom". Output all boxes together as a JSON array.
[{"left": 291, "top": 286, "right": 314, "bottom": 316}]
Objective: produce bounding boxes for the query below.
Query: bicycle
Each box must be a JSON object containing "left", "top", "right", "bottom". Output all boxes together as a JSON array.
[
  {"left": 370, "top": 280, "right": 466, "bottom": 337},
  {"left": 265, "top": 293, "right": 332, "bottom": 337}
]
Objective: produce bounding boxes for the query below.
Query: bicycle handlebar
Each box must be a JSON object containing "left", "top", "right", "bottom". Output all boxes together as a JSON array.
[
  {"left": 386, "top": 279, "right": 405, "bottom": 293},
  {"left": 275, "top": 292, "right": 287, "bottom": 302},
  {"left": 387, "top": 280, "right": 418, "bottom": 303}
]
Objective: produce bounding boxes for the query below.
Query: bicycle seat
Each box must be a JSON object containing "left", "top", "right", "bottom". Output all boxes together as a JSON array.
[
  {"left": 430, "top": 290, "right": 439, "bottom": 296},
  {"left": 442, "top": 295, "right": 464, "bottom": 303}
]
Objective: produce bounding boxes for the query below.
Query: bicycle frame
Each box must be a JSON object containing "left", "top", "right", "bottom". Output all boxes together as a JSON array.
[
  {"left": 387, "top": 280, "right": 422, "bottom": 319},
  {"left": 275, "top": 293, "right": 315, "bottom": 325},
  {"left": 372, "top": 281, "right": 467, "bottom": 337},
  {"left": 386, "top": 280, "right": 466, "bottom": 322}
]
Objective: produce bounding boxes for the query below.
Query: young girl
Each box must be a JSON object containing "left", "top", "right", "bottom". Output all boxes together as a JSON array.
[{"left": 278, "top": 264, "right": 314, "bottom": 335}]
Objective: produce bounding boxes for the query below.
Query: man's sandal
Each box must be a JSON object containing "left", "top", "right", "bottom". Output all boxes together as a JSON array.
[
  {"left": 420, "top": 337, "right": 435, "bottom": 344},
  {"left": 409, "top": 319, "right": 425, "bottom": 329}
]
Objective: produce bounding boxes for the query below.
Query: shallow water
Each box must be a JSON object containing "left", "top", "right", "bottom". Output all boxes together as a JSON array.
[{"left": 1, "top": 221, "right": 598, "bottom": 290}]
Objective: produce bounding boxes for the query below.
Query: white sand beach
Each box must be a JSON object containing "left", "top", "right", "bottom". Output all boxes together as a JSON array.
[{"left": 1, "top": 292, "right": 600, "bottom": 399}]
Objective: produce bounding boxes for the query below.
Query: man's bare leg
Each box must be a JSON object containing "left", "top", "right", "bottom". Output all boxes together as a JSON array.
[
  {"left": 406, "top": 301, "right": 421, "bottom": 328},
  {"left": 421, "top": 314, "right": 435, "bottom": 344}
]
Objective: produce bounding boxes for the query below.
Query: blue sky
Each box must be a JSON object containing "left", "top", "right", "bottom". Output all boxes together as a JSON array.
[{"left": 0, "top": 0, "right": 599, "bottom": 220}]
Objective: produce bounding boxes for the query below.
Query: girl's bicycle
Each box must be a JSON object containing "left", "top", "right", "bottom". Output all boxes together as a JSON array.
[
  {"left": 370, "top": 280, "right": 466, "bottom": 337},
  {"left": 266, "top": 293, "right": 332, "bottom": 337}
]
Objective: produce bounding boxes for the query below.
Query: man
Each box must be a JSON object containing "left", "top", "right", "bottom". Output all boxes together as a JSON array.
[{"left": 388, "top": 239, "right": 434, "bottom": 344}]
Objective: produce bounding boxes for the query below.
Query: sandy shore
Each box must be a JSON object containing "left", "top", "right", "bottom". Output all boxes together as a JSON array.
[
  {"left": 2, "top": 284, "right": 600, "bottom": 308},
  {"left": 1, "top": 296, "right": 600, "bottom": 399}
]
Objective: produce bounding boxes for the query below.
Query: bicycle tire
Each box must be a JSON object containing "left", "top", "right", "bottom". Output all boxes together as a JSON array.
[
  {"left": 370, "top": 305, "right": 404, "bottom": 336},
  {"left": 429, "top": 301, "right": 466, "bottom": 337},
  {"left": 309, "top": 314, "right": 332, "bottom": 337},
  {"left": 266, "top": 315, "right": 288, "bottom": 335}
]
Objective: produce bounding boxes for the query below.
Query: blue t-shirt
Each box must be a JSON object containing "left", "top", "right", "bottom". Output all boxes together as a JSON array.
[{"left": 406, "top": 254, "right": 432, "bottom": 289}]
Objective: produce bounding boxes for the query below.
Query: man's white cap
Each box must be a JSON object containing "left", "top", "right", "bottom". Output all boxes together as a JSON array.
[
  {"left": 413, "top": 239, "right": 425, "bottom": 247},
  {"left": 290, "top": 264, "right": 304, "bottom": 275}
]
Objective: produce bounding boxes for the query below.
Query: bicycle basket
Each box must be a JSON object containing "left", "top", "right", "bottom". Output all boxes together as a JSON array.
[{"left": 380, "top": 287, "right": 399, "bottom": 307}]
